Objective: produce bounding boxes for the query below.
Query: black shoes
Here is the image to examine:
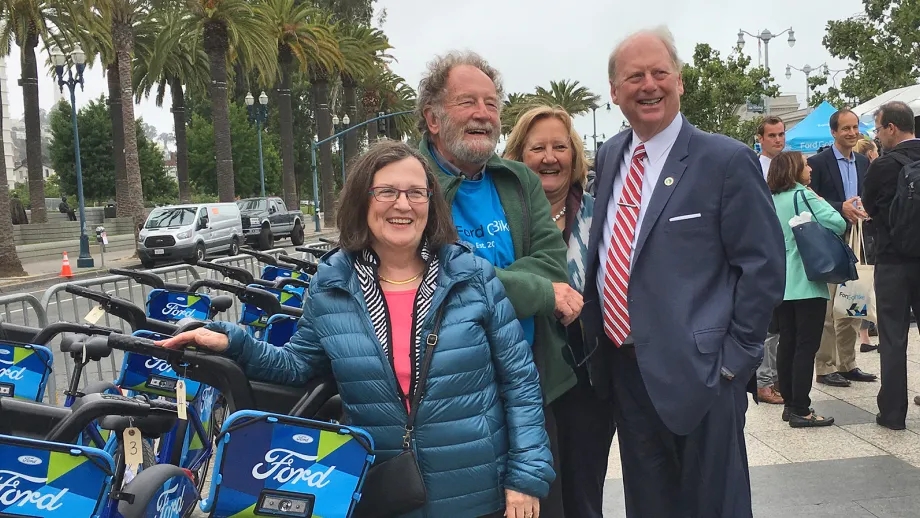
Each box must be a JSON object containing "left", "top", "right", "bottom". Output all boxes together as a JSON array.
[
  {"left": 839, "top": 368, "right": 878, "bottom": 382},
  {"left": 816, "top": 373, "right": 851, "bottom": 387}
]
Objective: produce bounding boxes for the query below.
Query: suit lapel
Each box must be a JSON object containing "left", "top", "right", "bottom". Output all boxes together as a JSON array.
[
  {"left": 826, "top": 151, "right": 846, "bottom": 201},
  {"left": 632, "top": 118, "right": 692, "bottom": 264},
  {"left": 586, "top": 132, "right": 631, "bottom": 282}
]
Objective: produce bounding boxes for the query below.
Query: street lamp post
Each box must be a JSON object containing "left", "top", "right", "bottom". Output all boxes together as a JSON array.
[
  {"left": 589, "top": 102, "right": 611, "bottom": 152},
  {"left": 51, "top": 44, "right": 93, "bottom": 268},
  {"left": 737, "top": 27, "right": 796, "bottom": 72},
  {"left": 737, "top": 27, "right": 796, "bottom": 114},
  {"left": 310, "top": 110, "right": 412, "bottom": 232},
  {"left": 785, "top": 63, "right": 825, "bottom": 105},
  {"left": 332, "top": 114, "right": 350, "bottom": 183},
  {"left": 245, "top": 91, "right": 269, "bottom": 197}
]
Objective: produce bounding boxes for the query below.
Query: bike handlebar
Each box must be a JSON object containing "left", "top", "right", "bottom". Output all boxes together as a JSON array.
[
  {"left": 276, "top": 277, "right": 310, "bottom": 291},
  {"left": 194, "top": 260, "right": 258, "bottom": 285},
  {"left": 45, "top": 392, "right": 171, "bottom": 443},
  {"left": 277, "top": 254, "right": 318, "bottom": 275},
  {"left": 63, "top": 285, "right": 178, "bottom": 335},
  {"left": 318, "top": 237, "right": 337, "bottom": 245},
  {"left": 100, "top": 334, "right": 256, "bottom": 412},
  {"left": 109, "top": 268, "right": 166, "bottom": 289},
  {"left": 30, "top": 321, "right": 120, "bottom": 346},
  {"left": 187, "top": 279, "right": 285, "bottom": 316},
  {"left": 239, "top": 248, "right": 279, "bottom": 266},
  {"left": 296, "top": 246, "right": 328, "bottom": 259}
]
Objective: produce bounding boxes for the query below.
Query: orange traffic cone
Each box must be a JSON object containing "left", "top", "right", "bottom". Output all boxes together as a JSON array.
[{"left": 60, "top": 251, "right": 73, "bottom": 278}]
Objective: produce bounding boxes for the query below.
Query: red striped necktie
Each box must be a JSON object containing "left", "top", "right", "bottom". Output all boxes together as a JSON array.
[{"left": 603, "top": 143, "right": 647, "bottom": 347}]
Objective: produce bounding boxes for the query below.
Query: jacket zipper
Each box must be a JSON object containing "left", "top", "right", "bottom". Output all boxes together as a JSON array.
[{"left": 514, "top": 179, "right": 531, "bottom": 255}]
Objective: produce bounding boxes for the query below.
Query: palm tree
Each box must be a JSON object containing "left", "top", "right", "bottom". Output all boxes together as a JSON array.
[
  {"left": 134, "top": 8, "right": 208, "bottom": 202},
  {"left": 336, "top": 24, "right": 390, "bottom": 165},
  {"left": 87, "top": 0, "right": 151, "bottom": 234},
  {"left": 0, "top": 75, "right": 27, "bottom": 277},
  {"left": 186, "top": 0, "right": 277, "bottom": 202},
  {"left": 531, "top": 79, "right": 600, "bottom": 117},
  {"left": 261, "top": 0, "right": 341, "bottom": 210},
  {"left": 501, "top": 92, "right": 537, "bottom": 136},
  {"left": 377, "top": 71, "right": 416, "bottom": 140},
  {"left": 0, "top": 0, "right": 67, "bottom": 223}
]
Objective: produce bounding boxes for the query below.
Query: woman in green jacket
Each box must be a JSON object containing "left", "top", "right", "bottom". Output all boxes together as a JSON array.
[{"left": 768, "top": 151, "right": 847, "bottom": 428}]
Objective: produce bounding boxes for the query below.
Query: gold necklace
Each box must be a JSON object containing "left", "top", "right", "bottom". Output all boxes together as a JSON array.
[{"left": 379, "top": 271, "right": 423, "bottom": 285}]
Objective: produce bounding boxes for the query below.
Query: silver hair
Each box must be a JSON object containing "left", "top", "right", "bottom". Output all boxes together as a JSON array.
[
  {"left": 415, "top": 50, "right": 505, "bottom": 136},
  {"left": 608, "top": 25, "right": 683, "bottom": 81}
]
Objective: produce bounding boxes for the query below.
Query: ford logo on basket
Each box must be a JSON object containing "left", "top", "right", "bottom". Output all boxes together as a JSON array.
[
  {"left": 0, "top": 349, "right": 10, "bottom": 355},
  {"left": 17, "top": 455, "right": 42, "bottom": 466},
  {"left": 292, "top": 434, "right": 312, "bottom": 444}
]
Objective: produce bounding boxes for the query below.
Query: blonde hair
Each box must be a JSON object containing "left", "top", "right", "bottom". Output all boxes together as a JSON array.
[
  {"left": 855, "top": 138, "right": 877, "bottom": 155},
  {"left": 502, "top": 105, "right": 589, "bottom": 188}
]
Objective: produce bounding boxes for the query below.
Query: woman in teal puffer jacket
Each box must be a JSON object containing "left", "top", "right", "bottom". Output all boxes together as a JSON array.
[{"left": 158, "top": 140, "right": 555, "bottom": 518}]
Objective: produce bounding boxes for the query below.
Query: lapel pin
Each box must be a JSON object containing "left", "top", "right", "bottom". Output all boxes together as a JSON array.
[{"left": 664, "top": 177, "right": 674, "bottom": 186}]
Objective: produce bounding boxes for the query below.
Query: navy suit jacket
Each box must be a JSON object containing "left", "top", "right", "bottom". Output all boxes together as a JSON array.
[
  {"left": 806, "top": 146, "right": 869, "bottom": 215},
  {"left": 583, "top": 115, "right": 786, "bottom": 435}
]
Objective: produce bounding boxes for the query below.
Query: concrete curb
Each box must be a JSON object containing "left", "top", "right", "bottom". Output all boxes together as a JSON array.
[
  {"left": 0, "top": 257, "right": 141, "bottom": 294},
  {"left": 0, "top": 230, "right": 339, "bottom": 294}
]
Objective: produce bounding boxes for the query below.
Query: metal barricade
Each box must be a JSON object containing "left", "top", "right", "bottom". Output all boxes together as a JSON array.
[
  {"left": 0, "top": 293, "right": 48, "bottom": 330},
  {"left": 38, "top": 264, "right": 201, "bottom": 403},
  {"left": 200, "top": 249, "right": 290, "bottom": 323}
]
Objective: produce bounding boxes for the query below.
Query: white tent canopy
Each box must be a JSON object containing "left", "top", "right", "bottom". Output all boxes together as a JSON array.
[{"left": 852, "top": 84, "right": 920, "bottom": 133}]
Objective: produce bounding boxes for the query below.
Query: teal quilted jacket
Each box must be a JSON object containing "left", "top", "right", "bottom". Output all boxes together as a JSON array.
[{"left": 207, "top": 243, "right": 555, "bottom": 517}]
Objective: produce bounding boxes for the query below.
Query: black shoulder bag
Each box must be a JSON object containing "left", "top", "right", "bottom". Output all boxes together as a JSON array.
[{"left": 352, "top": 303, "right": 446, "bottom": 518}]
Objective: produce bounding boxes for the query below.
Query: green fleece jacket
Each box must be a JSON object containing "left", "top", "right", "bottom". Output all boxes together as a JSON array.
[{"left": 420, "top": 137, "right": 576, "bottom": 404}]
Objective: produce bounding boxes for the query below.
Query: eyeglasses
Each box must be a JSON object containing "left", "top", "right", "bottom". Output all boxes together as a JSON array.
[{"left": 368, "top": 187, "right": 432, "bottom": 204}]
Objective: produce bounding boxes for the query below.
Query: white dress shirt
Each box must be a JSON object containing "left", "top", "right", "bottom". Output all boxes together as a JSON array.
[
  {"left": 759, "top": 155, "right": 772, "bottom": 181},
  {"left": 596, "top": 114, "right": 682, "bottom": 301}
]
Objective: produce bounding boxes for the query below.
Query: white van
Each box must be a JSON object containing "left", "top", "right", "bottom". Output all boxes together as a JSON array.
[{"left": 138, "top": 203, "right": 243, "bottom": 268}]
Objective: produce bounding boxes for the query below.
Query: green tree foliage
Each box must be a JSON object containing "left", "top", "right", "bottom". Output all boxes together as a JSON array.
[
  {"left": 49, "top": 98, "right": 177, "bottom": 205},
  {"left": 186, "top": 102, "right": 283, "bottom": 198},
  {"left": 680, "top": 43, "right": 778, "bottom": 145},
  {"left": 815, "top": 0, "right": 920, "bottom": 107}
]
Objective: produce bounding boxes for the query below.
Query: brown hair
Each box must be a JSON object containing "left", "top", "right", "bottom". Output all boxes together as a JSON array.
[
  {"left": 502, "top": 105, "right": 589, "bottom": 188},
  {"left": 766, "top": 151, "right": 806, "bottom": 194},
  {"left": 335, "top": 140, "right": 458, "bottom": 252},
  {"left": 757, "top": 116, "right": 785, "bottom": 136}
]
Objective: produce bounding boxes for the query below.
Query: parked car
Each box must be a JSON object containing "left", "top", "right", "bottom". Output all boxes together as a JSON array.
[
  {"left": 137, "top": 203, "right": 243, "bottom": 268},
  {"left": 236, "top": 197, "right": 305, "bottom": 250}
]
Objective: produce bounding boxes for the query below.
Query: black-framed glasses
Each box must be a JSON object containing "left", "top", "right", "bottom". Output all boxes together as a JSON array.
[{"left": 368, "top": 187, "right": 432, "bottom": 204}]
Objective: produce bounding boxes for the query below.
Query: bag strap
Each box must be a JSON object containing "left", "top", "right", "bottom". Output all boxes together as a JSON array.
[
  {"left": 889, "top": 150, "right": 914, "bottom": 169},
  {"left": 793, "top": 189, "right": 823, "bottom": 226},
  {"left": 402, "top": 302, "right": 447, "bottom": 449}
]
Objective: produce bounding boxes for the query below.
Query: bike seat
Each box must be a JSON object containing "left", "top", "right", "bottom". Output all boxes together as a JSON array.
[
  {"left": 60, "top": 332, "right": 111, "bottom": 360},
  {"left": 98, "top": 412, "right": 177, "bottom": 438},
  {"left": 211, "top": 295, "right": 233, "bottom": 313}
]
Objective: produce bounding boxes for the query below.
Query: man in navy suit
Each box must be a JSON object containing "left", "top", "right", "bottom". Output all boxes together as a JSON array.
[
  {"left": 582, "top": 27, "right": 785, "bottom": 516},
  {"left": 806, "top": 110, "right": 877, "bottom": 388}
]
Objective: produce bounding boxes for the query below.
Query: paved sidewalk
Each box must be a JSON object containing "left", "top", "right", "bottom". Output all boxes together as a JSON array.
[{"left": 603, "top": 326, "right": 920, "bottom": 517}]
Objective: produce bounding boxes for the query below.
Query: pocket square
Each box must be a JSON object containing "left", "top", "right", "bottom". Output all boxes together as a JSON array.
[{"left": 668, "top": 213, "right": 702, "bottom": 222}]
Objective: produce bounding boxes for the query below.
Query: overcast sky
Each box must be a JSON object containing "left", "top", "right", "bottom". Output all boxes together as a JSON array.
[{"left": 3, "top": 0, "right": 865, "bottom": 147}]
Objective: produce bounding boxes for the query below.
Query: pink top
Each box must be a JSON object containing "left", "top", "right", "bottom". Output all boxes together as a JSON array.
[{"left": 383, "top": 288, "right": 418, "bottom": 402}]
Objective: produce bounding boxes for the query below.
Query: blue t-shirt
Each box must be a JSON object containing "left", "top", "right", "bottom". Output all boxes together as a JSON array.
[{"left": 447, "top": 169, "right": 536, "bottom": 345}]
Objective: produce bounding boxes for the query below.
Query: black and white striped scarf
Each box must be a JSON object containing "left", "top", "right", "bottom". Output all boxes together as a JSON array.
[{"left": 355, "top": 242, "right": 439, "bottom": 400}]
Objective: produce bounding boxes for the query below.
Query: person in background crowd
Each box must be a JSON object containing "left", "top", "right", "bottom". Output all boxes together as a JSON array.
[
  {"left": 855, "top": 137, "right": 881, "bottom": 352},
  {"left": 156, "top": 140, "right": 555, "bottom": 518},
  {"left": 584, "top": 26, "right": 784, "bottom": 516},
  {"left": 59, "top": 195, "right": 76, "bottom": 221},
  {"left": 862, "top": 101, "right": 920, "bottom": 430},
  {"left": 10, "top": 192, "right": 28, "bottom": 225},
  {"left": 768, "top": 151, "right": 845, "bottom": 427},
  {"left": 807, "top": 109, "right": 877, "bottom": 388},
  {"left": 754, "top": 115, "right": 787, "bottom": 405},
  {"left": 415, "top": 51, "right": 581, "bottom": 517},
  {"left": 504, "top": 105, "right": 616, "bottom": 518}
]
